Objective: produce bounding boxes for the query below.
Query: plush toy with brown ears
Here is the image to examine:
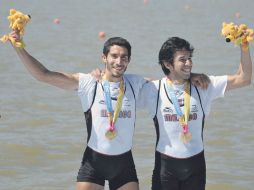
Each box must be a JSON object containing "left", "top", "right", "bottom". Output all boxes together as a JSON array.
[
  {"left": 221, "top": 22, "right": 253, "bottom": 51},
  {"left": 0, "top": 9, "right": 31, "bottom": 48}
]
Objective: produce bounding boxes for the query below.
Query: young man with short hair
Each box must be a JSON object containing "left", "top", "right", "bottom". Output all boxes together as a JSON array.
[{"left": 138, "top": 36, "right": 252, "bottom": 190}]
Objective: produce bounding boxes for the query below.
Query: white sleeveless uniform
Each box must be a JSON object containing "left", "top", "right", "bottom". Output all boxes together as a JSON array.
[
  {"left": 138, "top": 76, "right": 228, "bottom": 158},
  {"left": 155, "top": 78, "right": 205, "bottom": 158},
  {"left": 78, "top": 73, "right": 146, "bottom": 155}
]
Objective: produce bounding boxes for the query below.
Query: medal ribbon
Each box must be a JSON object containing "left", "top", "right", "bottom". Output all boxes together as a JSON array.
[
  {"left": 102, "top": 78, "right": 125, "bottom": 131},
  {"left": 166, "top": 79, "right": 191, "bottom": 143}
]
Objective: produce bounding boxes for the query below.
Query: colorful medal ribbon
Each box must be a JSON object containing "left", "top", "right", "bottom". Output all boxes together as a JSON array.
[
  {"left": 102, "top": 78, "right": 125, "bottom": 140},
  {"left": 166, "top": 79, "right": 192, "bottom": 144}
]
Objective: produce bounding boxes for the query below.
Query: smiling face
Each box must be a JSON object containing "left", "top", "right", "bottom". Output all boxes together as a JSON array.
[
  {"left": 102, "top": 45, "right": 130, "bottom": 82},
  {"left": 164, "top": 50, "right": 192, "bottom": 84}
]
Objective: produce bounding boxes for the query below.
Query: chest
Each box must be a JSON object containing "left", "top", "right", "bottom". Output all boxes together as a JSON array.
[
  {"left": 158, "top": 83, "right": 203, "bottom": 123},
  {"left": 92, "top": 83, "right": 136, "bottom": 118}
]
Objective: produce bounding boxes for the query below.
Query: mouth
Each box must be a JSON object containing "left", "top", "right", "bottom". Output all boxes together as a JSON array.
[
  {"left": 182, "top": 67, "right": 191, "bottom": 74},
  {"left": 113, "top": 66, "right": 124, "bottom": 72}
]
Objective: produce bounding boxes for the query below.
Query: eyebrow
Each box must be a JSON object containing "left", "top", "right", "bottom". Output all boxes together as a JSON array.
[
  {"left": 110, "top": 52, "right": 128, "bottom": 57},
  {"left": 178, "top": 54, "right": 192, "bottom": 59}
]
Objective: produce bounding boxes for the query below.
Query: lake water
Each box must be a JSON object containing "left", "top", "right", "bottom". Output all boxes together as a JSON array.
[{"left": 0, "top": 0, "right": 254, "bottom": 189}]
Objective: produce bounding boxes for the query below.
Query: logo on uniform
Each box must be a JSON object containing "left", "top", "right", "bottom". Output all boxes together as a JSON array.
[
  {"left": 99, "top": 99, "right": 131, "bottom": 107},
  {"left": 99, "top": 100, "right": 105, "bottom": 105},
  {"left": 99, "top": 97, "right": 118, "bottom": 103},
  {"left": 163, "top": 107, "right": 173, "bottom": 113},
  {"left": 191, "top": 105, "right": 198, "bottom": 112},
  {"left": 123, "top": 99, "right": 131, "bottom": 107},
  {"left": 111, "top": 97, "right": 117, "bottom": 101},
  {"left": 175, "top": 90, "right": 184, "bottom": 97}
]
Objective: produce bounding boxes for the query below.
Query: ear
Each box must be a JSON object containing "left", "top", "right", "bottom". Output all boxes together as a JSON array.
[
  {"left": 101, "top": 54, "right": 107, "bottom": 64},
  {"left": 128, "top": 56, "right": 131, "bottom": 63},
  {"left": 163, "top": 61, "right": 173, "bottom": 70}
]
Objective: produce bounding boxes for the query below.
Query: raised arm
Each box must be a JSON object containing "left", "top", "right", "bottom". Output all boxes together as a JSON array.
[
  {"left": 226, "top": 46, "right": 252, "bottom": 91},
  {"left": 10, "top": 31, "right": 79, "bottom": 90}
]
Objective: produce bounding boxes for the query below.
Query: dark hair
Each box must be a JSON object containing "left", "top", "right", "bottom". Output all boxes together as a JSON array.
[
  {"left": 103, "top": 37, "right": 131, "bottom": 59},
  {"left": 158, "top": 37, "right": 194, "bottom": 75}
]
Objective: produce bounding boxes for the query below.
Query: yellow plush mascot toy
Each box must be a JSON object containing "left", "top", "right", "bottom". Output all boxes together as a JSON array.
[
  {"left": 0, "top": 9, "right": 31, "bottom": 48},
  {"left": 221, "top": 22, "right": 254, "bottom": 51}
]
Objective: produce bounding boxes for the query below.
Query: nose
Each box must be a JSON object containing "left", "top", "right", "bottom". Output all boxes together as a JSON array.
[
  {"left": 186, "top": 59, "right": 192, "bottom": 66},
  {"left": 116, "top": 57, "right": 125, "bottom": 65},
  {"left": 115, "top": 58, "right": 121, "bottom": 65}
]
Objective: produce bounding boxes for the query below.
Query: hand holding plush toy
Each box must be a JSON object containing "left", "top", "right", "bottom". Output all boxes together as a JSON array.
[
  {"left": 221, "top": 22, "right": 253, "bottom": 51},
  {"left": 0, "top": 9, "right": 31, "bottom": 48}
]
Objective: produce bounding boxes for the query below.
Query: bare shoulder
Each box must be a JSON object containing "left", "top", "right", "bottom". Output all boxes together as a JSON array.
[{"left": 72, "top": 73, "right": 80, "bottom": 80}]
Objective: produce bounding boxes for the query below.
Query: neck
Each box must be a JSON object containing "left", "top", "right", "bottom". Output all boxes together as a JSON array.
[
  {"left": 167, "top": 75, "right": 186, "bottom": 85},
  {"left": 103, "top": 72, "right": 123, "bottom": 82}
]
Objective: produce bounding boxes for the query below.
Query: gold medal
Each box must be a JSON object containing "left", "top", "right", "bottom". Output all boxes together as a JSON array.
[
  {"left": 105, "top": 130, "right": 117, "bottom": 140},
  {"left": 102, "top": 78, "right": 124, "bottom": 141},
  {"left": 167, "top": 79, "right": 192, "bottom": 144},
  {"left": 179, "top": 132, "right": 192, "bottom": 144}
]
